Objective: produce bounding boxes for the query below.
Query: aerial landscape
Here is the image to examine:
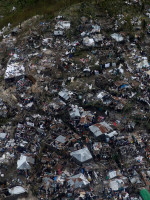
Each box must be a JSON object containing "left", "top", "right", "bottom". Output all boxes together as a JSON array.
[{"left": 0, "top": 0, "right": 150, "bottom": 199}]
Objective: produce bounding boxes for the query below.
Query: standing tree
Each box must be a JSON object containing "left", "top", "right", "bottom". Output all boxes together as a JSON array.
[
  {"left": 17, "top": 0, "right": 27, "bottom": 8},
  {"left": 141, "top": 19, "right": 147, "bottom": 31}
]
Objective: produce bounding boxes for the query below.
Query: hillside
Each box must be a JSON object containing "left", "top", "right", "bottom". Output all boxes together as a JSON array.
[
  {"left": 0, "top": 1, "right": 150, "bottom": 200},
  {"left": 0, "top": 0, "right": 150, "bottom": 30}
]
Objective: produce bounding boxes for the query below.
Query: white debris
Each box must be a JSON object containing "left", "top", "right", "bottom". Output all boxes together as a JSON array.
[
  {"left": 67, "top": 173, "right": 90, "bottom": 188},
  {"left": 55, "top": 21, "right": 71, "bottom": 29},
  {"left": 5, "top": 57, "right": 25, "bottom": 79},
  {"left": 83, "top": 37, "right": 95, "bottom": 47}
]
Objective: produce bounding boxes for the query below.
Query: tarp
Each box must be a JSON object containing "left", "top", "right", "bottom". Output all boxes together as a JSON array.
[
  {"left": 70, "top": 147, "right": 92, "bottom": 163},
  {"left": 111, "top": 33, "right": 124, "bottom": 42},
  {"left": 17, "top": 155, "right": 34, "bottom": 170},
  {"left": 120, "top": 84, "right": 128, "bottom": 89},
  {"left": 8, "top": 186, "right": 26, "bottom": 195},
  {"left": 140, "top": 189, "right": 150, "bottom": 200},
  {"left": 55, "top": 135, "right": 66, "bottom": 144},
  {"left": 0, "top": 133, "right": 7, "bottom": 139}
]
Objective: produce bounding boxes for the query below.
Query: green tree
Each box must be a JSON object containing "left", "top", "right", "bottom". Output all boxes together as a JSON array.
[
  {"left": 16, "top": 0, "right": 27, "bottom": 7},
  {"left": 141, "top": 0, "right": 145, "bottom": 12},
  {"left": 141, "top": 19, "right": 147, "bottom": 31}
]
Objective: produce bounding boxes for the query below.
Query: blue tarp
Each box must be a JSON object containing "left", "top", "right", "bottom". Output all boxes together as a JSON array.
[{"left": 120, "top": 84, "right": 128, "bottom": 89}]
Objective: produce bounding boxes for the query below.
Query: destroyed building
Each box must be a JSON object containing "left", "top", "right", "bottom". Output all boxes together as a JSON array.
[{"left": 0, "top": 1, "right": 150, "bottom": 200}]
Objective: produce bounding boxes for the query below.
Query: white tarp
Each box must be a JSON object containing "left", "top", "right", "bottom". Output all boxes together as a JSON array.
[
  {"left": 89, "top": 125, "right": 102, "bottom": 137},
  {"left": 8, "top": 186, "right": 26, "bottom": 195},
  {"left": 111, "top": 33, "right": 124, "bottom": 42},
  {"left": 17, "top": 155, "right": 34, "bottom": 170},
  {"left": 70, "top": 147, "right": 92, "bottom": 163},
  {"left": 0, "top": 132, "right": 7, "bottom": 139},
  {"left": 67, "top": 173, "right": 89, "bottom": 188},
  {"left": 55, "top": 135, "right": 66, "bottom": 144}
]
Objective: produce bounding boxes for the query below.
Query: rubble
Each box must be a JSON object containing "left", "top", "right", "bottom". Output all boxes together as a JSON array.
[
  {"left": 0, "top": 1, "right": 150, "bottom": 199},
  {"left": 5, "top": 59, "right": 25, "bottom": 80},
  {"left": 67, "top": 173, "right": 90, "bottom": 189}
]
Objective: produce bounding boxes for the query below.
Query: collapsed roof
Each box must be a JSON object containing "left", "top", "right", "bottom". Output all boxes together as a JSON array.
[
  {"left": 89, "top": 122, "right": 113, "bottom": 137},
  {"left": 5, "top": 58, "right": 25, "bottom": 79},
  {"left": 67, "top": 173, "right": 89, "bottom": 189}
]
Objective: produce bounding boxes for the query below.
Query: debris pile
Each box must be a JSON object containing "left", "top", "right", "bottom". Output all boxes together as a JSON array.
[{"left": 0, "top": 2, "right": 150, "bottom": 200}]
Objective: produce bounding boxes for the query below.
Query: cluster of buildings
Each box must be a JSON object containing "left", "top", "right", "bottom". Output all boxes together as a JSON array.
[{"left": 0, "top": 1, "right": 149, "bottom": 200}]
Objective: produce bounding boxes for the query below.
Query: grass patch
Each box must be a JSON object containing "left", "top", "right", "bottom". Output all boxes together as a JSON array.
[
  {"left": 0, "top": 0, "right": 87, "bottom": 29},
  {"left": 0, "top": 0, "right": 150, "bottom": 33}
]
